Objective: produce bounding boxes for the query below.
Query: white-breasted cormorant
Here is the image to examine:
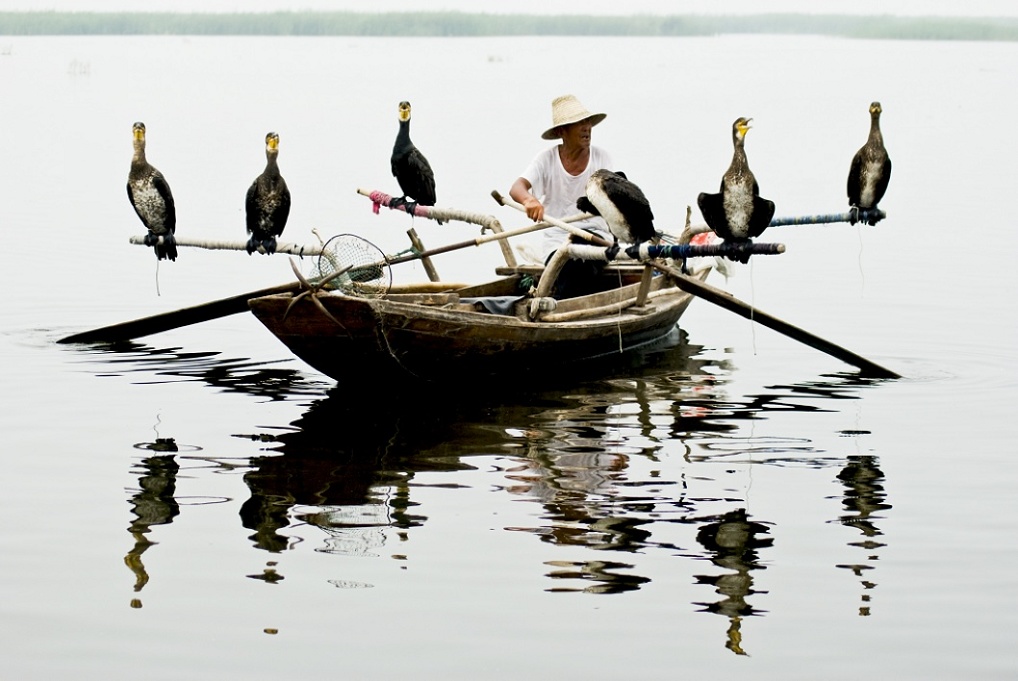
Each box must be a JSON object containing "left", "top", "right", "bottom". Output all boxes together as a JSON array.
[
  {"left": 245, "top": 131, "right": 291, "bottom": 255},
  {"left": 127, "top": 122, "right": 177, "bottom": 261},
  {"left": 847, "top": 101, "right": 891, "bottom": 226},
  {"left": 391, "top": 101, "right": 437, "bottom": 214},
  {"left": 697, "top": 117, "right": 775, "bottom": 262},
  {"left": 577, "top": 169, "right": 656, "bottom": 246}
]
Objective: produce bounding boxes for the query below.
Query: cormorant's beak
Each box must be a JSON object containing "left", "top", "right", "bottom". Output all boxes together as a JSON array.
[{"left": 267, "top": 134, "right": 279, "bottom": 151}]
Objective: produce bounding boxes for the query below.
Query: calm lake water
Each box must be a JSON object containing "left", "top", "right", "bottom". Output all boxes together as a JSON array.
[{"left": 1, "top": 32, "right": 1017, "bottom": 680}]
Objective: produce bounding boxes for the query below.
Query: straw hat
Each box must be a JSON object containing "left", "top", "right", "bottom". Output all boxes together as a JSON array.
[{"left": 541, "top": 95, "right": 607, "bottom": 140}]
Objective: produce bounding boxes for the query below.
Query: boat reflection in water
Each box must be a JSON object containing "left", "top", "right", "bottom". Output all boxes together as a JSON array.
[{"left": 101, "top": 329, "right": 892, "bottom": 652}]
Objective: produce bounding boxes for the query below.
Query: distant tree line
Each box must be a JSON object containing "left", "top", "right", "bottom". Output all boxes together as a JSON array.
[{"left": 1, "top": 11, "right": 1016, "bottom": 41}]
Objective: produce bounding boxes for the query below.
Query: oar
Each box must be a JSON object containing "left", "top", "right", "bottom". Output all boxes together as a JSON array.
[
  {"left": 650, "top": 261, "right": 900, "bottom": 378},
  {"left": 60, "top": 210, "right": 593, "bottom": 344},
  {"left": 494, "top": 193, "right": 900, "bottom": 379},
  {"left": 57, "top": 281, "right": 304, "bottom": 344}
]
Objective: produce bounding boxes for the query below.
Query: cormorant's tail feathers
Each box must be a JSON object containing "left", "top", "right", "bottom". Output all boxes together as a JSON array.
[{"left": 576, "top": 196, "right": 600, "bottom": 216}]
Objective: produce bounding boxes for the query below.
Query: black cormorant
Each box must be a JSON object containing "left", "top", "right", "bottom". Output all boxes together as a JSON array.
[
  {"left": 577, "top": 169, "right": 656, "bottom": 245},
  {"left": 847, "top": 101, "right": 891, "bottom": 226},
  {"left": 390, "top": 101, "right": 437, "bottom": 214},
  {"left": 697, "top": 117, "right": 775, "bottom": 262},
  {"left": 127, "top": 122, "right": 177, "bottom": 261},
  {"left": 245, "top": 131, "right": 291, "bottom": 255}
]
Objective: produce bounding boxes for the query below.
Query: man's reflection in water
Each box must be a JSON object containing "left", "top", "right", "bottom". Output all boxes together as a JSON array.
[
  {"left": 693, "top": 508, "right": 773, "bottom": 656},
  {"left": 505, "top": 444, "right": 659, "bottom": 593},
  {"left": 833, "top": 454, "right": 891, "bottom": 616},
  {"left": 124, "top": 442, "right": 180, "bottom": 607}
]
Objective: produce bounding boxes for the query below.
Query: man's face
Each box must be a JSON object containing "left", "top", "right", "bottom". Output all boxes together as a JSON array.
[{"left": 559, "top": 119, "right": 593, "bottom": 149}]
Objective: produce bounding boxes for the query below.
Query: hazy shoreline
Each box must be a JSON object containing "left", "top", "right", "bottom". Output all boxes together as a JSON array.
[{"left": 1, "top": 11, "right": 1016, "bottom": 41}]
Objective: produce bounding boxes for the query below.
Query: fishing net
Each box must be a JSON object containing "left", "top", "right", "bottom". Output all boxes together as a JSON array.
[{"left": 313, "top": 233, "right": 392, "bottom": 298}]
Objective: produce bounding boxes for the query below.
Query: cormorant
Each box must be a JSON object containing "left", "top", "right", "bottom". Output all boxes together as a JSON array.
[
  {"left": 127, "top": 122, "right": 177, "bottom": 261},
  {"left": 697, "top": 117, "right": 775, "bottom": 262},
  {"left": 245, "top": 131, "right": 291, "bottom": 255},
  {"left": 847, "top": 101, "right": 891, "bottom": 226},
  {"left": 577, "top": 169, "right": 656, "bottom": 245},
  {"left": 390, "top": 101, "right": 437, "bottom": 214}
]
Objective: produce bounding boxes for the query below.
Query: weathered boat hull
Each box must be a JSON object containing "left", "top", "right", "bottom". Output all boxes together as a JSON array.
[{"left": 248, "top": 268, "right": 707, "bottom": 383}]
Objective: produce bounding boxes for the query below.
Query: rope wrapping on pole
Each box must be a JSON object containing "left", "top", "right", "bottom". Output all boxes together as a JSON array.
[
  {"left": 626, "top": 241, "right": 785, "bottom": 260},
  {"left": 563, "top": 241, "right": 785, "bottom": 263}
]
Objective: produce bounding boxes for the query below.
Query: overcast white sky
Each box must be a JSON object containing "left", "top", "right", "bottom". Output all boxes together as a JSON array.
[{"left": 0, "top": 0, "right": 1015, "bottom": 16}]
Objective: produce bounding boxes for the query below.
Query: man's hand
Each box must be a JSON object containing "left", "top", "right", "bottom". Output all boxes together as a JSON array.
[{"left": 522, "top": 196, "right": 545, "bottom": 222}]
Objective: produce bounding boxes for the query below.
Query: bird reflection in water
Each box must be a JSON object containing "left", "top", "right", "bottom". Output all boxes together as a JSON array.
[
  {"left": 124, "top": 440, "right": 180, "bottom": 607},
  {"left": 693, "top": 508, "right": 774, "bottom": 656},
  {"left": 831, "top": 452, "right": 891, "bottom": 616}
]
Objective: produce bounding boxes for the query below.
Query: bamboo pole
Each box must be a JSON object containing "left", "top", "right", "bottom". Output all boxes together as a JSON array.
[{"left": 407, "top": 228, "right": 440, "bottom": 282}]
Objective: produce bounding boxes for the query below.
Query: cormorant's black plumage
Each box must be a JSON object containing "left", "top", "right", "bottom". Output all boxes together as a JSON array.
[
  {"left": 577, "top": 169, "right": 656, "bottom": 245},
  {"left": 847, "top": 101, "right": 891, "bottom": 226},
  {"left": 697, "top": 117, "right": 775, "bottom": 262},
  {"left": 245, "top": 131, "right": 291, "bottom": 255},
  {"left": 127, "top": 121, "right": 177, "bottom": 261},
  {"left": 390, "top": 101, "right": 436, "bottom": 214}
]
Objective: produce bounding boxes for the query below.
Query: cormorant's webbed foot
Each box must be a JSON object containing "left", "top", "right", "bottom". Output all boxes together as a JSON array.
[
  {"left": 245, "top": 237, "right": 278, "bottom": 255},
  {"left": 604, "top": 240, "right": 620, "bottom": 261},
  {"left": 849, "top": 205, "right": 860, "bottom": 225},
  {"left": 725, "top": 240, "right": 753, "bottom": 264},
  {"left": 145, "top": 231, "right": 177, "bottom": 261}
]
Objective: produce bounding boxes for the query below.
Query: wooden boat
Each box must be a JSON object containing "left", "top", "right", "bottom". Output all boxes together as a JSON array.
[{"left": 247, "top": 261, "right": 711, "bottom": 383}]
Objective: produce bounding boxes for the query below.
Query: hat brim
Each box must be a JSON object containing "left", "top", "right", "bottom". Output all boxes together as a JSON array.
[{"left": 541, "top": 112, "right": 607, "bottom": 140}]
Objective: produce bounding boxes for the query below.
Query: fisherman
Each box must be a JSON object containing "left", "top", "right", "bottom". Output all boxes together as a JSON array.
[{"left": 509, "top": 94, "right": 615, "bottom": 296}]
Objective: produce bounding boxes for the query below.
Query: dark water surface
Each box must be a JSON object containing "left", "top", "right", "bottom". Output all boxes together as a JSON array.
[{"left": 2, "top": 34, "right": 1017, "bottom": 680}]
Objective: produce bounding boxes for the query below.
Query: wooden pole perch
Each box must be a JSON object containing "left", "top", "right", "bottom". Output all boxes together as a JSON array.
[
  {"left": 770, "top": 209, "right": 886, "bottom": 226},
  {"left": 357, "top": 188, "right": 505, "bottom": 231},
  {"left": 129, "top": 235, "right": 324, "bottom": 257},
  {"left": 680, "top": 209, "right": 888, "bottom": 242}
]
